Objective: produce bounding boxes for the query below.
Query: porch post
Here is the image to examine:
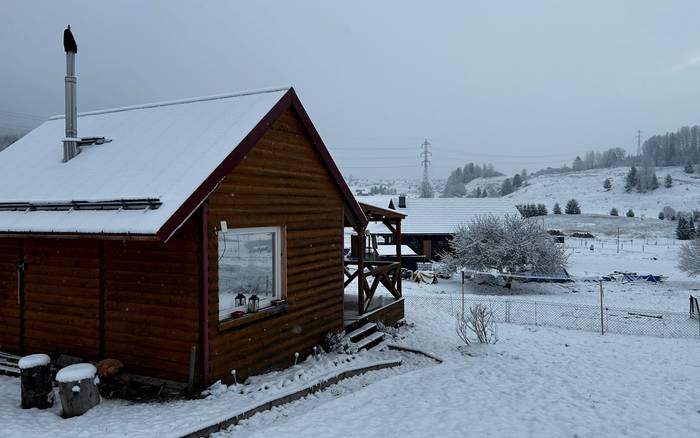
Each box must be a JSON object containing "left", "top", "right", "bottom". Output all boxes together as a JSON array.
[
  {"left": 356, "top": 225, "right": 365, "bottom": 316},
  {"left": 395, "top": 220, "right": 402, "bottom": 296}
]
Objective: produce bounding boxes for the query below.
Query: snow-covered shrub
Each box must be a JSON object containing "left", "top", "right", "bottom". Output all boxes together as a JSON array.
[
  {"left": 603, "top": 178, "right": 612, "bottom": 190},
  {"left": 610, "top": 208, "right": 619, "bottom": 216},
  {"left": 626, "top": 209, "right": 635, "bottom": 218},
  {"left": 441, "top": 214, "right": 568, "bottom": 288},
  {"left": 658, "top": 211, "right": 665, "bottom": 220},
  {"left": 662, "top": 206, "right": 676, "bottom": 221},
  {"left": 456, "top": 304, "right": 497, "bottom": 345},
  {"left": 321, "top": 330, "right": 347, "bottom": 353},
  {"left": 679, "top": 239, "right": 700, "bottom": 277}
]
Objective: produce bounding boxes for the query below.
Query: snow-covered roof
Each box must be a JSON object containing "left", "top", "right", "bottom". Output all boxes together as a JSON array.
[
  {"left": 367, "top": 197, "right": 516, "bottom": 235},
  {"left": 0, "top": 86, "right": 348, "bottom": 237},
  {"left": 376, "top": 244, "right": 418, "bottom": 257}
]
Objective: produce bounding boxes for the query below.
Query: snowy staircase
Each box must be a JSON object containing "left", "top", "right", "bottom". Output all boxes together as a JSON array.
[
  {"left": 345, "top": 322, "right": 385, "bottom": 351},
  {"left": 0, "top": 352, "right": 20, "bottom": 377}
]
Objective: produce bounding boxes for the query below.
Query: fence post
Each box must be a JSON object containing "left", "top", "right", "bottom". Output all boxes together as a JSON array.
[
  {"left": 534, "top": 302, "right": 538, "bottom": 326},
  {"left": 505, "top": 300, "right": 511, "bottom": 323},
  {"left": 599, "top": 280, "right": 605, "bottom": 335}
]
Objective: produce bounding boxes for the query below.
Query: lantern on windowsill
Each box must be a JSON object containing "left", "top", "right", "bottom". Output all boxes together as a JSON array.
[
  {"left": 247, "top": 294, "right": 260, "bottom": 313},
  {"left": 235, "top": 293, "right": 246, "bottom": 308}
]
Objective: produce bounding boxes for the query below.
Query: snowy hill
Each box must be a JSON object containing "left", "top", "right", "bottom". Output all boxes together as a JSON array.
[{"left": 499, "top": 166, "right": 699, "bottom": 218}]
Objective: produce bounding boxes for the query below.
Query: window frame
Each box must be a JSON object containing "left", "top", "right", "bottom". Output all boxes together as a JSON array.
[{"left": 216, "top": 225, "right": 285, "bottom": 322}]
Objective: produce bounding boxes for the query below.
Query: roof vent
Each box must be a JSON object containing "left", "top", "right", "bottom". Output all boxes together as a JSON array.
[{"left": 62, "top": 25, "right": 79, "bottom": 162}]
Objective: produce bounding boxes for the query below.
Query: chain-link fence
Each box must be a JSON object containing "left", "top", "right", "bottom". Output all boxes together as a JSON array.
[{"left": 405, "top": 295, "right": 700, "bottom": 339}]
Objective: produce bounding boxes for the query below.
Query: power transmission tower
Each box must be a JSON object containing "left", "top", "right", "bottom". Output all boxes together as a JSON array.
[
  {"left": 636, "top": 129, "right": 642, "bottom": 157},
  {"left": 419, "top": 138, "right": 434, "bottom": 197}
]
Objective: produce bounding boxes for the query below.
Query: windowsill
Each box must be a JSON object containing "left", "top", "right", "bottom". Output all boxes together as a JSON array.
[{"left": 218, "top": 301, "right": 288, "bottom": 332}]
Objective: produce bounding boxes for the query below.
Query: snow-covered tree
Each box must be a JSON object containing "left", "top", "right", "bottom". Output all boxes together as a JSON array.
[
  {"left": 664, "top": 174, "right": 673, "bottom": 188},
  {"left": 662, "top": 206, "right": 676, "bottom": 220},
  {"left": 572, "top": 156, "right": 585, "bottom": 171},
  {"left": 500, "top": 178, "right": 514, "bottom": 196},
  {"left": 676, "top": 216, "right": 696, "bottom": 240},
  {"left": 684, "top": 161, "right": 694, "bottom": 174},
  {"left": 513, "top": 173, "right": 523, "bottom": 188},
  {"left": 625, "top": 166, "right": 638, "bottom": 192},
  {"left": 678, "top": 239, "right": 700, "bottom": 277},
  {"left": 553, "top": 203, "right": 562, "bottom": 214},
  {"left": 610, "top": 207, "right": 619, "bottom": 216},
  {"left": 419, "top": 179, "right": 434, "bottom": 198},
  {"left": 603, "top": 178, "right": 612, "bottom": 190},
  {"left": 565, "top": 199, "right": 581, "bottom": 214},
  {"left": 441, "top": 214, "right": 568, "bottom": 288},
  {"left": 658, "top": 211, "right": 665, "bottom": 220}
]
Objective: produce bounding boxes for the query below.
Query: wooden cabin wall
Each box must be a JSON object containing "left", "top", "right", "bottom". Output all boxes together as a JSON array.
[
  {"left": 23, "top": 239, "right": 101, "bottom": 360},
  {"left": 0, "top": 238, "right": 20, "bottom": 353},
  {"left": 0, "top": 221, "right": 200, "bottom": 384},
  {"left": 103, "top": 219, "right": 201, "bottom": 382},
  {"left": 207, "top": 107, "right": 345, "bottom": 383}
]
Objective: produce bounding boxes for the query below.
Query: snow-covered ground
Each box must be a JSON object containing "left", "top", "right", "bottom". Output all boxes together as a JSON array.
[
  {"left": 507, "top": 166, "right": 700, "bottom": 218},
  {"left": 215, "top": 305, "right": 700, "bottom": 438},
  {"left": 0, "top": 350, "right": 433, "bottom": 438}
]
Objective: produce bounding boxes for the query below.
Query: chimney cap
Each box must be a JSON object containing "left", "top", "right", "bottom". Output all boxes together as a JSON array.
[{"left": 63, "top": 25, "right": 77, "bottom": 53}]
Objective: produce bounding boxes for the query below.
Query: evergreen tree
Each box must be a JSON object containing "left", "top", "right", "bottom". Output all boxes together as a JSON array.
[
  {"left": 419, "top": 179, "right": 434, "bottom": 198},
  {"left": 625, "top": 166, "right": 638, "bottom": 192},
  {"left": 565, "top": 199, "right": 581, "bottom": 214},
  {"left": 553, "top": 203, "right": 562, "bottom": 214},
  {"left": 664, "top": 174, "right": 673, "bottom": 188},
  {"left": 658, "top": 211, "right": 665, "bottom": 220},
  {"left": 610, "top": 208, "right": 619, "bottom": 216},
  {"left": 684, "top": 161, "right": 694, "bottom": 173},
  {"left": 676, "top": 216, "right": 696, "bottom": 240},
  {"left": 603, "top": 178, "right": 612, "bottom": 190},
  {"left": 513, "top": 173, "right": 523, "bottom": 188},
  {"left": 500, "top": 178, "right": 514, "bottom": 196},
  {"left": 690, "top": 217, "right": 697, "bottom": 239},
  {"left": 537, "top": 203, "right": 548, "bottom": 216},
  {"left": 650, "top": 172, "right": 659, "bottom": 190},
  {"left": 626, "top": 209, "right": 635, "bottom": 217},
  {"left": 475, "top": 187, "right": 482, "bottom": 198},
  {"left": 572, "top": 156, "right": 585, "bottom": 171}
]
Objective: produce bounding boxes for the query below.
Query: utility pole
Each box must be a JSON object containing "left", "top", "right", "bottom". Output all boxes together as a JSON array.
[
  {"left": 419, "top": 138, "right": 433, "bottom": 197},
  {"left": 636, "top": 129, "right": 642, "bottom": 157}
]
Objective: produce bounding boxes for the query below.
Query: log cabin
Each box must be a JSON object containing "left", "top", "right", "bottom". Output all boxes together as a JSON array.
[{"left": 0, "top": 83, "right": 407, "bottom": 387}]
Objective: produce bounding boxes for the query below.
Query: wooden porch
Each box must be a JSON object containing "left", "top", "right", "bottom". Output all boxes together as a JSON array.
[{"left": 344, "top": 202, "right": 406, "bottom": 328}]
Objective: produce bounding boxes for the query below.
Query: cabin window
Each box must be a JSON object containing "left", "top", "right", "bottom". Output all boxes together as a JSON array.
[{"left": 218, "top": 226, "right": 283, "bottom": 321}]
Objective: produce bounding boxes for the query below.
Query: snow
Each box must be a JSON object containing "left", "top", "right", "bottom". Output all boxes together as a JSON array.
[
  {"left": 213, "top": 305, "right": 700, "bottom": 438},
  {"left": 17, "top": 354, "right": 50, "bottom": 370},
  {"left": 0, "top": 87, "right": 289, "bottom": 235},
  {"left": 0, "top": 349, "right": 426, "bottom": 437},
  {"left": 55, "top": 364, "right": 96, "bottom": 383},
  {"left": 360, "top": 196, "right": 516, "bottom": 235},
  {"left": 507, "top": 166, "right": 700, "bottom": 218},
  {"left": 376, "top": 244, "right": 417, "bottom": 256}
]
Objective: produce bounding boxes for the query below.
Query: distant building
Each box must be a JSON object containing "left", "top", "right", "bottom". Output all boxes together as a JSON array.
[{"left": 367, "top": 196, "right": 515, "bottom": 260}]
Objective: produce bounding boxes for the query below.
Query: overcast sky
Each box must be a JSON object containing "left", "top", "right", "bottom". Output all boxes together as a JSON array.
[{"left": 2, "top": 1, "right": 700, "bottom": 179}]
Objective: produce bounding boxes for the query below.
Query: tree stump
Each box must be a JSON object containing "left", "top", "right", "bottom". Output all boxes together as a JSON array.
[
  {"left": 56, "top": 363, "right": 100, "bottom": 418},
  {"left": 19, "top": 354, "right": 53, "bottom": 409}
]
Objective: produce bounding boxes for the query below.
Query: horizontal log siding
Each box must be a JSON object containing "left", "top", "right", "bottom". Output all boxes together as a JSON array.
[
  {"left": 103, "top": 219, "right": 200, "bottom": 382},
  {"left": 208, "top": 108, "right": 344, "bottom": 383},
  {"left": 0, "top": 239, "right": 19, "bottom": 353},
  {"left": 23, "top": 239, "right": 100, "bottom": 359}
]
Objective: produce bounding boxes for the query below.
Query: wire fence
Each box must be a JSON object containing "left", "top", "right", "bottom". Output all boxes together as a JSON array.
[{"left": 405, "top": 295, "right": 700, "bottom": 339}]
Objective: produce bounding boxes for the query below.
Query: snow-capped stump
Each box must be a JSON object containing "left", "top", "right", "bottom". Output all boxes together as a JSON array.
[
  {"left": 56, "top": 363, "right": 100, "bottom": 418},
  {"left": 18, "top": 353, "right": 53, "bottom": 409}
]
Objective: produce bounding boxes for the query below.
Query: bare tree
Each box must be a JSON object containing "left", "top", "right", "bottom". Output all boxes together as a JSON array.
[
  {"left": 456, "top": 304, "right": 497, "bottom": 345},
  {"left": 678, "top": 239, "right": 700, "bottom": 277}
]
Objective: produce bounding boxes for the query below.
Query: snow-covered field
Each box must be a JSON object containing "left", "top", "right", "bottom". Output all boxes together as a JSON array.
[{"left": 507, "top": 166, "right": 700, "bottom": 218}]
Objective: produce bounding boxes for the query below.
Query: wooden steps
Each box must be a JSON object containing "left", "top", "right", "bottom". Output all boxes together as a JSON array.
[
  {"left": 0, "top": 352, "right": 20, "bottom": 377},
  {"left": 345, "top": 322, "right": 385, "bottom": 351}
]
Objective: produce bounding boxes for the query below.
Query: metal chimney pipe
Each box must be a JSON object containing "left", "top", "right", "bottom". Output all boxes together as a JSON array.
[{"left": 62, "top": 25, "right": 79, "bottom": 162}]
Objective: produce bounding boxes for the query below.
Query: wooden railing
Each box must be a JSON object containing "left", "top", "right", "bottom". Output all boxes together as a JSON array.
[{"left": 344, "top": 260, "right": 401, "bottom": 314}]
